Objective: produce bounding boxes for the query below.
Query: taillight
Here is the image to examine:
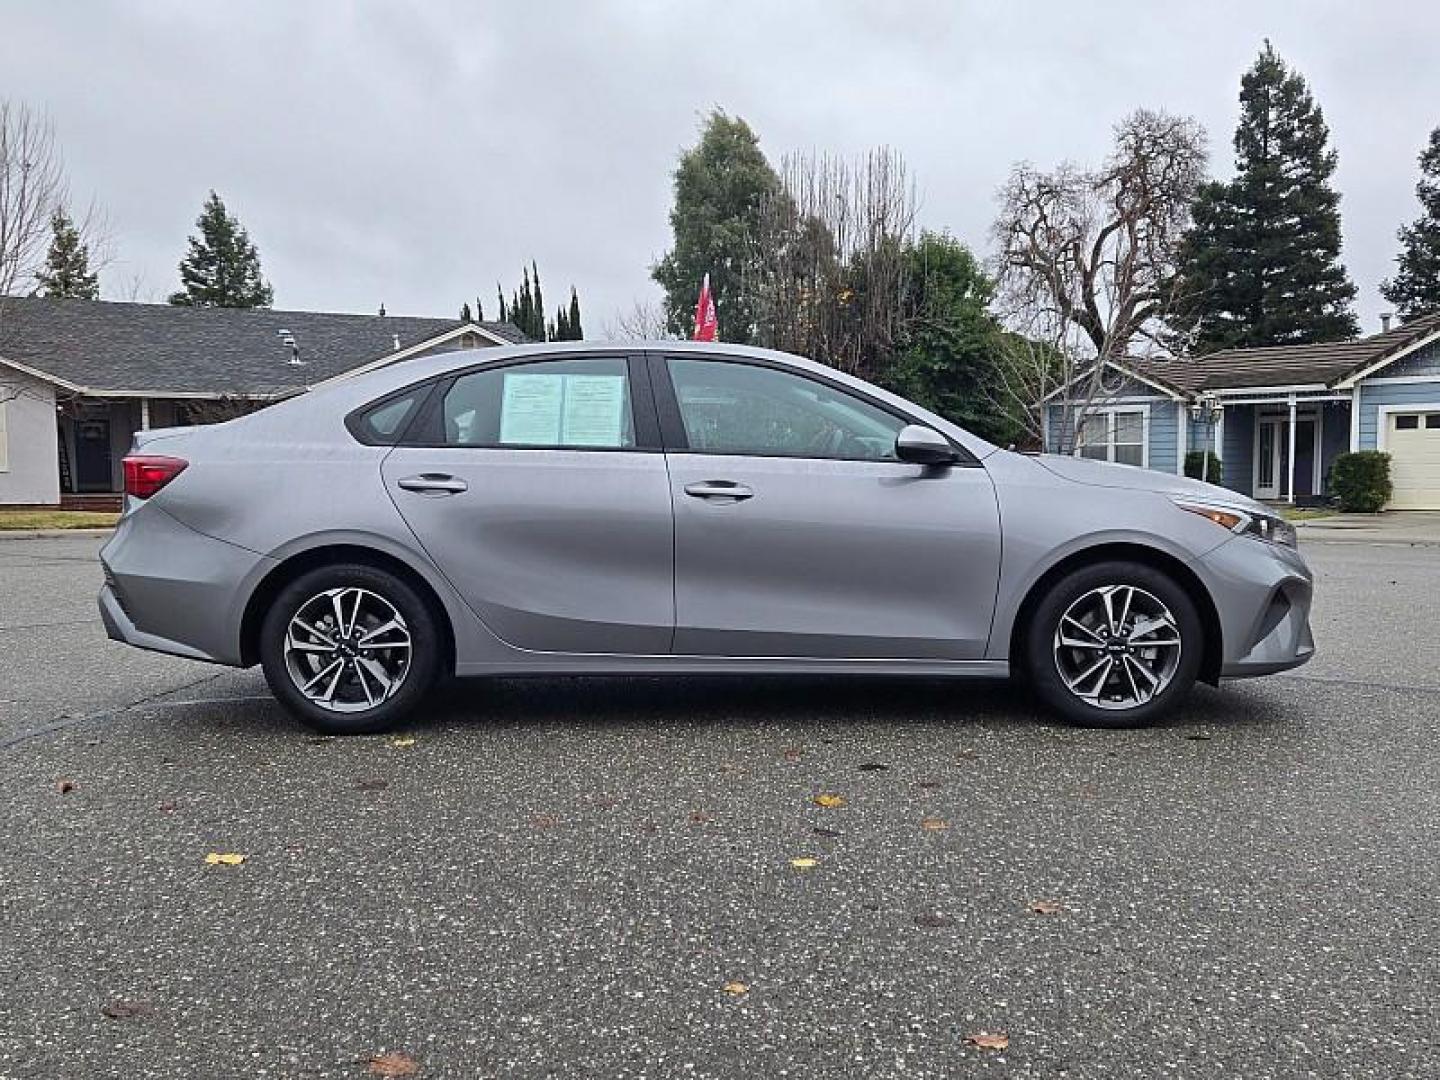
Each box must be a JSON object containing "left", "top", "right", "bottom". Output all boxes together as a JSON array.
[{"left": 122, "top": 455, "right": 188, "bottom": 499}]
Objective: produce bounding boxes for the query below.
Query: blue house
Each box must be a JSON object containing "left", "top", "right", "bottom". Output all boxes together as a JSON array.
[{"left": 1043, "top": 314, "right": 1440, "bottom": 510}]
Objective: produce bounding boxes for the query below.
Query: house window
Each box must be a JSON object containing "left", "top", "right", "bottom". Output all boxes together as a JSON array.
[
  {"left": 1076, "top": 409, "right": 1145, "bottom": 467},
  {"left": 1395, "top": 414, "right": 1420, "bottom": 430},
  {"left": 1428, "top": 415, "right": 1440, "bottom": 430}
]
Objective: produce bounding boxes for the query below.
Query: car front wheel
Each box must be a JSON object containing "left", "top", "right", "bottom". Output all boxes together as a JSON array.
[
  {"left": 259, "top": 563, "right": 441, "bottom": 735},
  {"left": 1025, "top": 560, "right": 1203, "bottom": 728}
]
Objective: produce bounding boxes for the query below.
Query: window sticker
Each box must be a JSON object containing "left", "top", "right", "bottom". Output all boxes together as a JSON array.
[
  {"left": 499, "top": 371, "right": 627, "bottom": 447},
  {"left": 561, "top": 375, "right": 625, "bottom": 446},
  {"left": 500, "top": 372, "right": 565, "bottom": 444}
]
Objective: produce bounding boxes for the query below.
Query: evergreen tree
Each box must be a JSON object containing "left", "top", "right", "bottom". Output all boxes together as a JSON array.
[
  {"left": 475, "top": 296, "right": 484, "bottom": 321},
  {"left": 531, "top": 261, "right": 544, "bottom": 338},
  {"left": 460, "top": 301, "right": 473, "bottom": 322},
  {"left": 1172, "top": 42, "right": 1357, "bottom": 351},
  {"left": 33, "top": 208, "right": 99, "bottom": 299},
  {"left": 497, "top": 285, "right": 507, "bottom": 324},
  {"left": 1381, "top": 127, "right": 1440, "bottom": 320},
  {"left": 652, "top": 110, "right": 781, "bottom": 342},
  {"left": 567, "top": 286, "right": 583, "bottom": 339},
  {"left": 168, "top": 191, "right": 273, "bottom": 308}
]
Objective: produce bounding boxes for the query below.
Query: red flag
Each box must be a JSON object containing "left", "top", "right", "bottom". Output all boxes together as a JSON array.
[{"left": 692, "top": 274, "right": 718, "bottom": 342}]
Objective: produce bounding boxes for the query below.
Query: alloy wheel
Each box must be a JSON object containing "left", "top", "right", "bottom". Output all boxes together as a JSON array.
[
  {"left": 1052, "top": 585, "right": 1183, "bottom": 711},
  {"left": 282, "top": 587, "right": 412, "bottom": 714}
]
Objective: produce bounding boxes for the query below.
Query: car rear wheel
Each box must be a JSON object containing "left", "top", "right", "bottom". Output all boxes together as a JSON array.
[
  {"left": 259, "top": 563, "right": 440, "bottom": 735},
  {"left": 1025, "top": 560, "right": 1202, "bottom": 728}
]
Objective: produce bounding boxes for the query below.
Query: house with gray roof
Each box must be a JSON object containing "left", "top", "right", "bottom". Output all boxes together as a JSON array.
[
  {"left": 0, "top": 297, "right": 525, "bottom": 506},
  {"left": 1043, "top": 314, "right": 1440, "bottom": 510}
]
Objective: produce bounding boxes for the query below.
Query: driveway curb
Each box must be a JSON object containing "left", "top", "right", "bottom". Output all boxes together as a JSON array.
[{"left": 0, "top": 528, "right": 116, "bottom": 540}]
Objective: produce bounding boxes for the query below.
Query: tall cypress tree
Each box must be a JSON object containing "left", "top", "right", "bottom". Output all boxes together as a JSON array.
[
  {"left": 169, "top": 191, "right": 273, "bottom": 308},
  {"left": 460, "top": 301, "right": 473, "bottom": 322},
  {"left": 34, "top": 209, "right": 99, "bottom": 299},
  {"left": 1172, "top": 42, "right": 1357, "bottom": 351},
  {"left": 1381, "top": 127, "right": 1440, "bottom": 320},
  {"left": 567, "top": 286, "right": 583, "bottom": 340}
]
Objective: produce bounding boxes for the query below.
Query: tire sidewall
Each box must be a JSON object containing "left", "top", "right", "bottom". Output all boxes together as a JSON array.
[
  {"left": 259, "top": 563, "right": 440, "bottom": 735},
  {"left": 1026, "top": 560, "right": 1203, "bottom": 729}
]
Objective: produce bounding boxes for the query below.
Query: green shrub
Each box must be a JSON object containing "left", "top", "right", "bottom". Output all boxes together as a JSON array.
[
  {"left": 1330, "top": 450, "right": 1392, "bottom": 512},
  {"left": 1184, "top": 450, "right": 1223, "bottom": 482}
]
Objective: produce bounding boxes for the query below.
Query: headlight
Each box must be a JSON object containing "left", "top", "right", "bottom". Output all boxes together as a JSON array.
[{"left": 1174, "top": 498, "right": 1297, "bottom": 548}]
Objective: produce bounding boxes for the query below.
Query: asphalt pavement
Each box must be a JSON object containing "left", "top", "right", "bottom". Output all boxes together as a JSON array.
[{"left": 1, "top": 531, "right": 1437, "bottom": 1079}]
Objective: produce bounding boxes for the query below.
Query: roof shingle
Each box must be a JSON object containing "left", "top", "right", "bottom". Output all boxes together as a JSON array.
[{"left": 0, "top": 297, "right": 527, "bottom": 396}]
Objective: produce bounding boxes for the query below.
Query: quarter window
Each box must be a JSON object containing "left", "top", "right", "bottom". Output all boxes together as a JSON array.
[
  {"left": 666, "top": 358, "right": 906, "bottom": 461},
  {"left": 1077, "top": 409, "right": 1146, "bottom": 467},
  {"left": 442, "top": 357, "right": 635, "bottom": 449}
]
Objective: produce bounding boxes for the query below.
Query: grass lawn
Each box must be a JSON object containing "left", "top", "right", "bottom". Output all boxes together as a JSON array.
[
  {"left": 1281, "top": 506, "right": 1339, "bottom": 522},
  {"left": 0, "top": 509, "right": 120, "bottom": 530}
]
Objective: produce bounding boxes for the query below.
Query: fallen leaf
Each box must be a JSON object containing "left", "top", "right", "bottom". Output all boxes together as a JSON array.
[
  {"left": 1029, "top": 899, "right": 1064, "bottom": 915},
  {"left": 56, "top": 779, "right": 76, "bottom": 795},
  {"left": 530, "top": 813, "right": 559, "bottom": 829},
  {"left": 100, "top": 1000, "right": 153, "bottom": 1020},
  {"left": 920, "top": 818, "right": 949, "bottom": 831},
  {"left": 789, "top": 857, "right": 819, "bottom": 869},
  {"left": 355, "top": 778, "right": 389, "bottom": 792},
  {"left": 913, "top": 912, "right": 956, "bottom": 929},
  {"left": 158, "top": 801, "right": 177, "bottom": 813},
  {"left": 366, "top": 1050, "right": 420, "bottom": 1077},
  {"left": 689, "top": 810, "right": 713, "bottom": 825},
  {"left": 963, "top": 1031, "right": 1009, "bottom": 1051},
  {"left": 782, "top": 747, "right": 803, "bottom": 762},
  {"left": 812, "top": 826, "right": 842, "bottom": 838},
  {"left": 857, "top": 762, "right": 889, "bottom": 772},
  {"left": 813, "top": 793, "right": 846, "bottom": 809},
  {"left": 204, "top": 852, "right": 245, "bottom": 866},
  {"left": 721, "top": 981, "right": 749, "bottom": 996},
  {"left": 389, "top": 736, "right": 416, "bottom": 748}
]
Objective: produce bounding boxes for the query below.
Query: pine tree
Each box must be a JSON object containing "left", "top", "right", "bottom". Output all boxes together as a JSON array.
[
  {"left": 652, "top": 110, "right": 781, "bottom": 342},
  {"left": 168, "top": 191, "right": 273, "bottom": 308},
  {"left": 567, "top": 286, "right": 583, "bottom": 340},
  {"left": 475, "top": 296, "right": 484, "bottom": 321},
  {"left": 1381, "top": 127, "right": 1440, "bottom": 320},
  {"left": 531, "top": 262, "right": 544, "bottom": 339},
  {"left": 497, "top": 285, "right": 507, "bottom": 324},
  {"left": 460, "top": 301, "right": 473, "bottom": 322},
  {"left": 1172, "top": 42, "right": 1357, "bottom": 351},
  {"left": 33, "top": 209, "right": 99, "bottom": 299}
]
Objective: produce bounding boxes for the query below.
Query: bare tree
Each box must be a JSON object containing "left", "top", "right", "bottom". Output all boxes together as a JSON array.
[
  {"left": 991, "top": 109, "right": 1207, "bottom": 450},
  {"left": 602, "top": 297, "right": 675, "bottom": 340},
  {"left": 752, "top": 147, "right": 918, "bottom": 381},
  {"left": 0, "top": 101, "right": 67, "bottom": 300}
]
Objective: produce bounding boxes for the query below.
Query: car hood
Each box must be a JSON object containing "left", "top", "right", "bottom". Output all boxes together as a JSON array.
[{"left": 1031, "top": 454, "right": 1269, "bottom": 514}]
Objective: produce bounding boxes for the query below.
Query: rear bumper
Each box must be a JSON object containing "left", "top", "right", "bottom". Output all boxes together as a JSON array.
[
  {"left": 1198, "top": 536, "right": 1316, "bottom": 679},
  {"left": 98, "top": 505, "right": 273, "bottom": 666}
]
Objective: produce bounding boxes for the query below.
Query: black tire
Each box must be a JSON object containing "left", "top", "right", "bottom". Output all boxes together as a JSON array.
[
  {"left": 1024, "top": 559, "right": 1203, "bottom": 729},
  {"left": 259, "top": 563, "right": 442, "bottom": 735}
]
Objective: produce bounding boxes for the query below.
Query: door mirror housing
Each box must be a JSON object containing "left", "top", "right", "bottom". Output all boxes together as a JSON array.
[{"left": 895, "top": 424, "right": 958, "bottom": 466}]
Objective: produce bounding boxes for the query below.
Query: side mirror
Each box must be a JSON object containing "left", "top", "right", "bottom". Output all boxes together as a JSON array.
[{"left": 895, "top": 424, "right": 958, "bottom": 466}]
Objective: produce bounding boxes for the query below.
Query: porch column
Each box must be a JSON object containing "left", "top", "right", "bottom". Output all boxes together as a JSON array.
[
  {"left": 1349, "top": 387, "right": 1360, "bottom": 451},
  {"left": 1214, "top": 409, "right": 1225, "bottom": 484},
  {"left": 1287, "top": 395, "right": 1298, "bottom": 504},
  {"left": 140, "top": 398, "right": 151, "bottom": 431},
  {"left": 1175, "top": 407, "right": 1187, "bottom": 476}
]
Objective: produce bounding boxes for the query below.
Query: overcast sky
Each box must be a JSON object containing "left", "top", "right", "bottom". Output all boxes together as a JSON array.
[{"left": 4, "top": 1, "right": 1437, "bottom": 335}]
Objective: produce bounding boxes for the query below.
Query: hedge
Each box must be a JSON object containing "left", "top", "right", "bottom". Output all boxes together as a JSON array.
[
  {"left": 1330, "top": 450, "right": 1392, "bottom": 513},
  {"left": 1184, "top": 450, "right": 1223, "bottom": 482}
]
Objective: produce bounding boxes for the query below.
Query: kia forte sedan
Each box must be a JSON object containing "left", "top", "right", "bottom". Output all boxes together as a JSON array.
[{"left": 99, "top": 342, "right": 1314, "bottom": 734}]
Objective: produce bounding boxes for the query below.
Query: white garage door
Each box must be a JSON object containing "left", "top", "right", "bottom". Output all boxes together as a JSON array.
[{"left": 1387, "top": 410, "right": 1440, "bottom": 510}]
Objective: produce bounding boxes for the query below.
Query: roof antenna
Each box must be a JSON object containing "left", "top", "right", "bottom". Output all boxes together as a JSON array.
[
  {"left": 378, "top": 302, "right": 386, "bottom": 317},
  {"left": 392, "top": 333, "right": 401, "bottom": 351}
]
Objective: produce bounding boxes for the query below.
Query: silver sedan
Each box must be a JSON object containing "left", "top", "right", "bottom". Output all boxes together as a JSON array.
[{"left": 100, "top": 342, "right": 1315, "bottom": 734}]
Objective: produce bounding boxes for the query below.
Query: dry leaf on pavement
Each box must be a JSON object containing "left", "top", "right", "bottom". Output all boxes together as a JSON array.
[
  {"left": 56, "top": 779, "right": 76, "bottom": 795},
  {"left": 721, "top": 981, "right": 749, "bottom": 996},
  {"left": 1029, "top": 899, "right": 1064, "bottom": 915},
  {"left": 366, "top": 1050, "right": 420, "bottom": 1076},
  {"left": 789, "top": 857, "right": 819, "bottom": 869},
  {"left": 920, "top": 817, "right": 949, "bottom": 831},
  {"left": 813, "top": 793, "right": 845, "bottom": 808},
  {"left": 782, "top": 747, "right": 803, "bottom": 762},
  {"left": 100, "top": 1000, "right": 153, "bottom": 1020},
  {"left": 964, "top": 1031, "right": 1010, "bottom": 1051},
  {"left": 204, "top": 852, "right": 245, "bottom": 866},
  {"left": 389, "top": 736, "right": 416, "bottom": 748}
]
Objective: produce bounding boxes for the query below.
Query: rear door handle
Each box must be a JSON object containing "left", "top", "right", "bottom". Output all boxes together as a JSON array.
[
  {"left": 396, "top": 473, "right": 468, "bottom": 495},
  {"left": 684, "top": 480, "right": 753, "bottom": 501}
]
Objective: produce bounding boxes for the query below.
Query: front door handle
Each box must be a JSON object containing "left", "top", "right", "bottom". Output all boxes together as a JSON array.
[
  {"left": 396, "top": 473, "right": 468, "bottom": 495},
  {"left": 684, "top": 480, "right": 753, "bottom": 501}
]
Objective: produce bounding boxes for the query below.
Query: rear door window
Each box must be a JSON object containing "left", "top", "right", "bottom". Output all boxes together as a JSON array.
[{"left": 442, "top": 357, "right": 636, "bottom": 449}]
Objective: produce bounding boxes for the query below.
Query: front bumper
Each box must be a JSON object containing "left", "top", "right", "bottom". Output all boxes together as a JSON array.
[
  {"left": 99, "top": 505, "right": 272, "bottom": 666},
  {"left": 1198, "top": 534, "right": 1315, "bottom": 678}
]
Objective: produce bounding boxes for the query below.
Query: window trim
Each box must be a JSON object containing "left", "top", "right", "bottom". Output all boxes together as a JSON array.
[
  {"left": 361, "top": 352, "right": 662, "bottom": 453},
  {"left": 1072, "top": 404, "right": 1150, "bottom": 468},
  {"left": 645, "top": 352, "right": 978, "bottom": 466}
]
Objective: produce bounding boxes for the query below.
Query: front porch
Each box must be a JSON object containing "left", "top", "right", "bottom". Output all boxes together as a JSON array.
[{"left": 1189, "top": 393, "right": 1354, "bottom": 503}]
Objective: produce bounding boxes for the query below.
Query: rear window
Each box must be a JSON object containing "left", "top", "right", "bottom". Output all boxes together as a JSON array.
[{"left": 349, "top": 386, "right": 427, "bottom": 444}]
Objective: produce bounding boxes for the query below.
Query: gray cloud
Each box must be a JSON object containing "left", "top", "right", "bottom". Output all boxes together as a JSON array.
[{"left": 3, "top": 0, "right": 1435, "bottom": 333}]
